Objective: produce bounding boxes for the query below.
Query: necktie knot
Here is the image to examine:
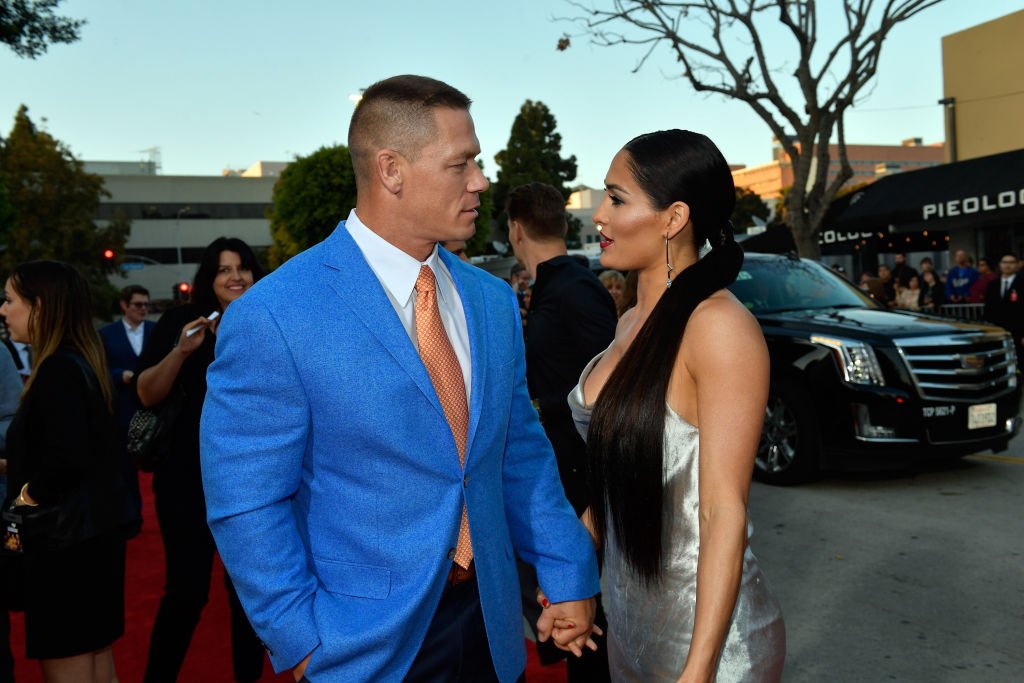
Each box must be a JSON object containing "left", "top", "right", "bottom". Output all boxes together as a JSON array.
[{"left": 416, "top": 265, "right": 437, "bottom": 294}]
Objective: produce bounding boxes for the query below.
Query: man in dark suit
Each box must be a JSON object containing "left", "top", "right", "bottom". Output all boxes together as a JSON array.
[
  {"left": 99, "top": 284, "right": 154, "bottom": 528},
  {"left": 984, "top": 253, "right": 1024, "bottom": 357},
  {"left": 507, "top": 181, "right": 617, "bottom": 682}
]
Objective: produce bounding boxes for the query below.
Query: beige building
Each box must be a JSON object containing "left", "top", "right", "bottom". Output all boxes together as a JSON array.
[
  {"left": 90, "top": 164, "right": 276, "bottom": 298},
  {"left": 941, "top": 10, "right": 1024, "bottom": 163},
  {"left": 731, "top": 137, "right": 944, "bottom": 202}
]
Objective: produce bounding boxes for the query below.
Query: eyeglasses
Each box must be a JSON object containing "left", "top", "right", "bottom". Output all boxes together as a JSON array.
[{"left": 127, "top": 302, "right": 151, "bottom": 309}]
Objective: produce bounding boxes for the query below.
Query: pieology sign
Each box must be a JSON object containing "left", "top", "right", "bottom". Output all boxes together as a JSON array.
[{"left": 923, "top": 188, "right": 1024, "bottom": 220}]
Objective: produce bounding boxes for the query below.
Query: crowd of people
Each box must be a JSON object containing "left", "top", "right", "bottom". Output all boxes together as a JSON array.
[
  {"left": 855, "top": 248, "right": 1023, "bottom": 319},
  {"left": 60, "top": 72, "right": 1024, "bottom": 682},
  {"left": 2, "top": 73, "right": 1022, "bottom": 682}
]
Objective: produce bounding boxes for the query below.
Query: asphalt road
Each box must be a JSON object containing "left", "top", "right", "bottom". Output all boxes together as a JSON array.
[{"left": 748, "top": 433, "right": 1024, "bottom": 682}]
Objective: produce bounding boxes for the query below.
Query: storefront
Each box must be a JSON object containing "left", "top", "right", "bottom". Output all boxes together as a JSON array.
[{"left": 826, "top": 148, "right": 1024, "bottom": 269}]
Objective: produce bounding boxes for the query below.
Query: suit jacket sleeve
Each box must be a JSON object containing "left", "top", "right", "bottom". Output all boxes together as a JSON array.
[
  {"left": 498, "top": 285, "right": 600, "bottom": 603},
  {"left": 20, "top": 354, "right": 95, "bottom": 504},
  {"left": 0, "top": 351, "right": 22, "bottom": 454},
  {"left": 200, "top": 297, "right": 319, "bottom": 672}
]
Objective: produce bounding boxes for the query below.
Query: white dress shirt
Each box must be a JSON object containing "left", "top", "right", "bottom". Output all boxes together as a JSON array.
[
  {"left": 344, "top": 209, "right": 472, "bottom": 401},
  {"left": 122, "top": 318, "right": 146, "bottom": 356},
  {"left": 1000, "top": 275, "right": 1016, "bottom": 298}
]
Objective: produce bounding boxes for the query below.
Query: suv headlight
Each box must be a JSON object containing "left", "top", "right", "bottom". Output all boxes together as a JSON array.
[{"left": 811, "top": 335, "right": 885, "bottom": 386}]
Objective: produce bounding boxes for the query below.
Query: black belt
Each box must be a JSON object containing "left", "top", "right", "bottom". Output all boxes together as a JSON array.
[{"left": 446, "top": 560, "right": 476, "bottom": 586}]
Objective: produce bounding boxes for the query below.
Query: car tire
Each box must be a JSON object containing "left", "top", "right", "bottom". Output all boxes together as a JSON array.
[{"left": 755, "top": 379, "right": 821, "bottom": 485}]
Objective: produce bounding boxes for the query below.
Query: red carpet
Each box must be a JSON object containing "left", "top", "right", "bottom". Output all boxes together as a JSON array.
[{"left": 9, "top": 472, "right": 566, "bottom": 682}]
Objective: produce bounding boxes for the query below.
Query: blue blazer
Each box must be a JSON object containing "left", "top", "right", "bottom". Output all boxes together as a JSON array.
[
  {"left": 200, "top": 222, "right": 599, "bottom": 682},
  {"left": 98, "top": 319, "right": 154, "bottom": 429}
]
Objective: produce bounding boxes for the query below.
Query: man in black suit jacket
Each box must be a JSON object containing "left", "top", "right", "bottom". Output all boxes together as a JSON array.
[
  {"left": 508, "top": 181, "right": 617, "bottom": 682},
  {"left": 99, "top": 284, "right": 154, "bottom": 529},
  {"left": 984, "top": 253, "right": 1024, "bottom": 356}
]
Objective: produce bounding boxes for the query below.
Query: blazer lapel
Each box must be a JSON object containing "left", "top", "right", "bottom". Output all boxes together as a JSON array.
[
  {"left": 322, "top": 222, "right": 445, "bottom": 419},
  {"left": 439, "top": 250, "right": 487, "bottom": 462}
]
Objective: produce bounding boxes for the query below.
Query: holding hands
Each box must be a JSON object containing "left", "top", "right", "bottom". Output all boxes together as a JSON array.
[{"left": 535, "top": 588, "right": 602, "bottom": 657}]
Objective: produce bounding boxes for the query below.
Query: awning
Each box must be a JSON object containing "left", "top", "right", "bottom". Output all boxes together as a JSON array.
[{"left": 828, "top": 148, "right": 1024, "bottom": 233}]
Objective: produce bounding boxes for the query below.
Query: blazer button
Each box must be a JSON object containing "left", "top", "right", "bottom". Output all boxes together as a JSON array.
[
  {"left": 447, "top": 548, "right": 456, "bottom": 560},
  {"left": 463, "top": 475, "right": 469, "bottom": 488}
]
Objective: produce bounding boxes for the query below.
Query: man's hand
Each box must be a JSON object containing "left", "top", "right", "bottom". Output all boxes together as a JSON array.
[{"left": 536, "top": 590, "right": 601, "bottom": 657}]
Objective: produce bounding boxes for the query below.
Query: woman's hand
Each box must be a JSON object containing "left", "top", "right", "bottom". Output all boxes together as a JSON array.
[{"left": 175, "top": 316, "right": 215, "bottom": 355}]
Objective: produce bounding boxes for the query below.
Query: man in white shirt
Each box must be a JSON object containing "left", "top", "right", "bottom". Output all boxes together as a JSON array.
[
  {"left": 201, "top": 74, "right": 599, "bottom": 682},
  {"left": 99, "top": 285, "right": 154, "bottom": 529}
]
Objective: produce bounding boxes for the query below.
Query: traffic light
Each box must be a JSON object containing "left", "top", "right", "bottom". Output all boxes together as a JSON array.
[{"left": 173, "top": 282, "right": 191, "bottom": 302}]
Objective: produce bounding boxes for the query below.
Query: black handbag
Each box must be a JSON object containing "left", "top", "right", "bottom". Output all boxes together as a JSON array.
[
  {"left": 2, "top": 485, "right": 98, "bottom": 554},
  {"left": 126, "top": 386, "right": 186, "bottom": 472}
]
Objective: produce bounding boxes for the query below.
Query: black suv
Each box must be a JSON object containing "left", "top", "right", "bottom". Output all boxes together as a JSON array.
[{"left": 729, "top": 253, "right": 1021, "bottom": 485}]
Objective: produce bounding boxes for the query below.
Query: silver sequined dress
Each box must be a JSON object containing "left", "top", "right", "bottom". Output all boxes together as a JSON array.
[{"left": 569, "top": 353, "right": 786, "bottom": 682}]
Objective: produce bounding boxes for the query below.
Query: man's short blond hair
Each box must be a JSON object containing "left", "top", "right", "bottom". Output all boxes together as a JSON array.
[{"left": 347, "top": 75, "right": 472, "bottom": 187}]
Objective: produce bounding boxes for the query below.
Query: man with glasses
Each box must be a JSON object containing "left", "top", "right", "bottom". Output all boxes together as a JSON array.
[
  {"left": 99, "top": 284, "right": 154, "bottom": 531},
  {"left": 984, "top": 254, "right": 1024, "bottom": 358}
]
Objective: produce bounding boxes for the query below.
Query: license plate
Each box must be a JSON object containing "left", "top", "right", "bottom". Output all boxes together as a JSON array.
[{"left": 968, "top": 403, "right": 997, "bottom": 430}]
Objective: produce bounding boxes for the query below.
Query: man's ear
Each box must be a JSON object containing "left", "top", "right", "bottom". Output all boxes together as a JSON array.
[
  {"left": 119, "top": 300, "right": 129, "bottom": 315},
  {"left": 509, "top": 220, "right": 522, "bottom": 244},
  {"left": 665, "top": 201, "right": 691, "bottom": 241},
  {"left": 376, "top": 149, "right": 403, "bottom": 194}
]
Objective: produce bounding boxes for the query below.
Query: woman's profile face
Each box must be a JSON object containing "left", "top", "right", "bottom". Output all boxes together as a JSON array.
[
  {"left": 591, "top": 149, "right": 666, "bottom": 273},
  {"left": 1, "top": 278, "right": 32, "bottom": 344},
  {"left": 213, "top": 250, "right": 255, "bottom": 310}
]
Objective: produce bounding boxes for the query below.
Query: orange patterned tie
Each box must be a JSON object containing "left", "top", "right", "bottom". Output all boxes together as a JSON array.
[{"left": 415, "top": 265, "right": 473, "bottom": 569}]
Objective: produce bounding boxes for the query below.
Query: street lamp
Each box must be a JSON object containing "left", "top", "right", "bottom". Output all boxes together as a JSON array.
[{"left": 175, "top": 206, "right": 191, "bottom": 281}]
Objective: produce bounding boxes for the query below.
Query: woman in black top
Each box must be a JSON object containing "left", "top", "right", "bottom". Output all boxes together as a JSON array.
[
  {"left": 1, "top": 261, "right": 135, "bottom": 681},
  {"left": 136, "top": 238, "right": 266, "bottom": 683}
]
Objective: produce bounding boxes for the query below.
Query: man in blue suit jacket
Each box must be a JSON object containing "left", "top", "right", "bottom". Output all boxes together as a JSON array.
[
  {"left": 200, "top": 75, "right": 599, "bottom": 682},
  {"left": 99, "top": 284, "right": 154, "bottom": 525}
]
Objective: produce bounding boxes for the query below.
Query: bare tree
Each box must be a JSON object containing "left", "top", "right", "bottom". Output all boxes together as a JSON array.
[{"left": 560, "top": 0, "right": 944, "bottom": 259}]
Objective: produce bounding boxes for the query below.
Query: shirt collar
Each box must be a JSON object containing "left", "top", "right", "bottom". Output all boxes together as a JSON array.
[
  {"left": 122, "top": 318, "right": 144, "bottom": 333},
  {"left": 345, "top": 209, "right": 453, "bottom": 308}
]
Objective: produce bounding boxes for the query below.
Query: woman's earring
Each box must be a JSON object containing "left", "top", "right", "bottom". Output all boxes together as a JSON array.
[{"left": 665, "top": 235, "right": 674, "bottom": 289}]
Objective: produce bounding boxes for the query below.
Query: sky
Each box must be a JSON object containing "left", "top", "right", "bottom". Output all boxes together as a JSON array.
[{"left": 0, "top": 0, "right": 1015, "bottom": 189}]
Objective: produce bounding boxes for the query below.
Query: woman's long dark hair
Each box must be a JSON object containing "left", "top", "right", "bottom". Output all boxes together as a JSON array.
[
  {"left": 587, "top": 130, "right": 744, "bottom": 585},
  {"left": 190, "top": 237, "right": 265, "bottom": 313},
  {"left": 10, "top": 260, "right": 114, "bottom": 410}
]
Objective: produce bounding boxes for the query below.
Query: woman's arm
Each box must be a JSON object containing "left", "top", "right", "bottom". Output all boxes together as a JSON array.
[
  {"left": 673, "top": 297, "right": 770, "bottom": 683},
  {"left": 579, "top": 506, "right": 600, "bottom": 550},
  {"left": 136, "top": 314, "right": 212, "bottom": 407}
]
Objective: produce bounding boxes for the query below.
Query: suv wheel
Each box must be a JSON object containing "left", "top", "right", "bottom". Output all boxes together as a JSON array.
[{"left": 755, "top": 381, "right": 820, "bottom": 485}]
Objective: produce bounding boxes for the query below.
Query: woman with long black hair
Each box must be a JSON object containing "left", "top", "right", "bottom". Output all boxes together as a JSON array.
[
  {"left": 564, "top": 130, "right": 785, "bottom": 681},
  {"left": 136, "top": 237, "right": 266, "bottom": 683},
  {"left": 1, "top": 261, "right": 135, "bottom": 682}
]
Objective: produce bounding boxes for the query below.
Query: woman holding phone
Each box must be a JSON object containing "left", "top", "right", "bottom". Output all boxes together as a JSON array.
[{"left": 136, "top": 237, "right": 266, "bottom": 683}]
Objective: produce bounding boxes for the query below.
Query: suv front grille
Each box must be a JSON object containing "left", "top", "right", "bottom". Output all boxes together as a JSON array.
[{"left": 895, "top": 333, "right": 1018, "bottom": 402}]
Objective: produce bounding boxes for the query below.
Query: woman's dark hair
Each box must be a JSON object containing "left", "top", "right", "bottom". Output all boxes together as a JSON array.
[
  {"left": 10, "top": 260, "right": 113, "bottom": 409},
  {"left": 190, "top": 237, "right": 265, "bottom": 313},
  {"left": 587, "top": 130, "right": 744, "bottom": 585}
]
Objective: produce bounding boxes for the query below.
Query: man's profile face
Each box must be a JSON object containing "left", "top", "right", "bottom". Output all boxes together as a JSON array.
[
  {"left": 400, "top": 107, "right": 489, "bottom": 247},
  {"left": 121, "top": 294, "right": 150, "bottom": 326}
]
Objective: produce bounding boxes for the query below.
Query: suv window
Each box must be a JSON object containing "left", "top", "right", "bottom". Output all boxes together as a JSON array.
[{"left": 730, "top": 258, "right": 878, "bottom": 314}]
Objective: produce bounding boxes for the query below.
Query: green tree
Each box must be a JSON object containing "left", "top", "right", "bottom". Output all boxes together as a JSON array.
[
  {"left": 563, "top": 0, "right": 943, "bottom": 259},
  {"left": 268, "top": 145, "right": 357, "bottom": 268},
  {"left": 493, "top": 100, "right": 580, "bottom": 244},
  {"left": 0, "top": 105, "right": 128, "bottom": 317},
  {"left": 731, "top": 187, "right": 770, "bottom": 231},
  {"left": 465, "top": 160, "right": 495, "bottom": 257},
  {"left": 1, "top": 0, "right": 84, "bottom": 58}
]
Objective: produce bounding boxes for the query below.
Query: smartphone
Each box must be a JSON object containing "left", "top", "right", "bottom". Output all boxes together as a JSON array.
[{"left": 185, "top": 310, "right": 220, "bottom": 337}]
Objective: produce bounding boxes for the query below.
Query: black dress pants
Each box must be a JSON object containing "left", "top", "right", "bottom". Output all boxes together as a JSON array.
[
  {"left": 404, "top": 574, "right": 524, "bottom": 683},
  {"left": 144, "top": 471, "right": 265, "bottom": 683}
]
